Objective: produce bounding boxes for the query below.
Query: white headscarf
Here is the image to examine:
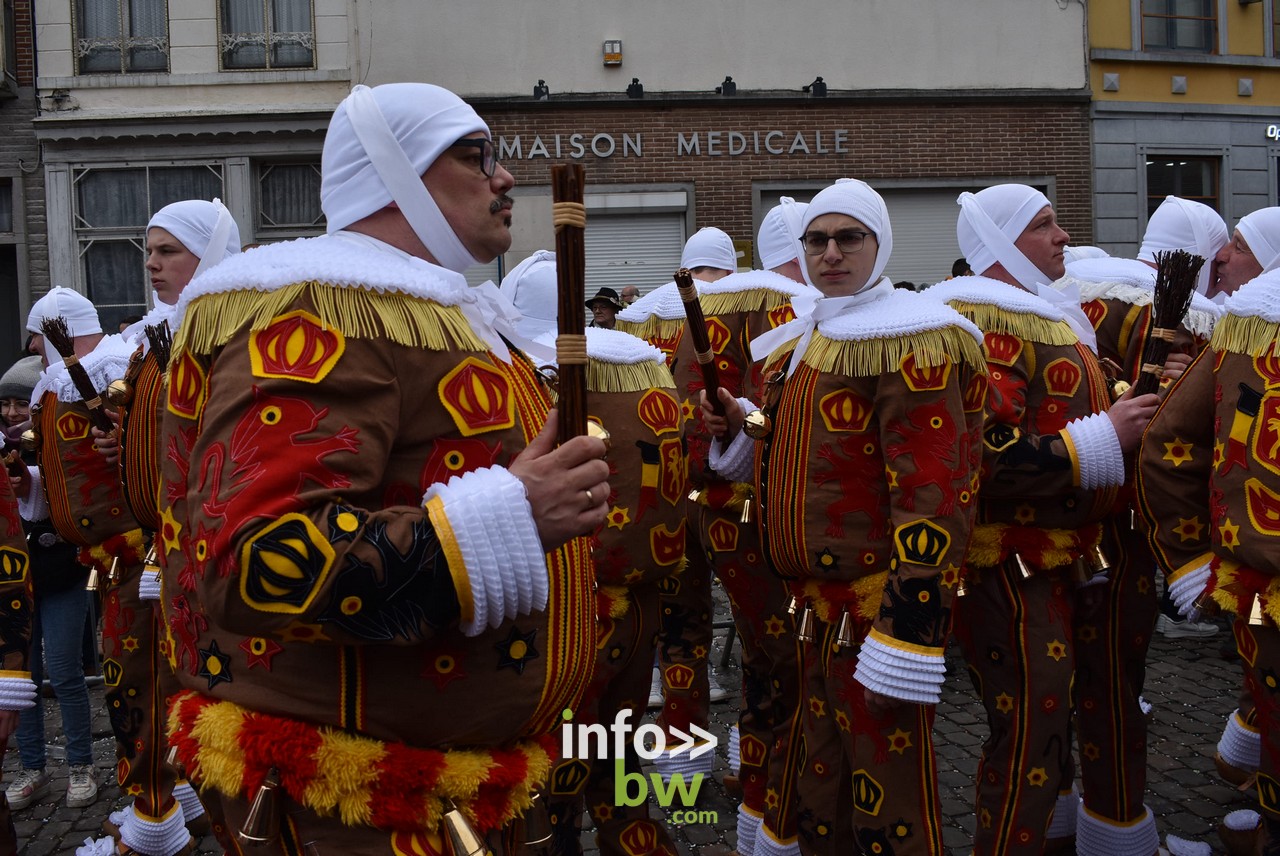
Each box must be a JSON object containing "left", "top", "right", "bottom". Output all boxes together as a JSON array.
[
  {"left": 757, "top": 198, "right": 809, "bottom": 270},
  {"left": 800, "top": 178, "right": 892, "bottom": 293},
  {"left": 1138, "top": 196, "right": 1228, "bottom": 294},
  {"left": 147, "top": 198, "right": 241, "bottom": 278},
  {"left": 498, "top": 250, "right": 558, "bottom": 340},
  {"left": 956, "top": 184, "right": 1052, "bottom": 288},
  {"left": 1237, "top": 207, "right": 1280, "bottom": 275},
  {"left": 321, "top": 82, "right": 490, "bottom": 274},
  {"left": 27, "top": 286, "right": 101, "bottom": 364},
  {"left": 680, "top": 227, "right": 739, "bottom": 271}
]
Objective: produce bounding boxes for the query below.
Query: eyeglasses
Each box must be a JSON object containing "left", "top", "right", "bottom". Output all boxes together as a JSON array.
[
  {"left": 801, "top": 229, "right": 872, "bottom": 256},
  {"left": 451, "top": 138, "right": 499, "bottom": 178}
]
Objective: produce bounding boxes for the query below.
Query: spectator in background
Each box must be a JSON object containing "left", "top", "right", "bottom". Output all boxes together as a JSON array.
[
  {"left": 586, "top": 286, "right": 624, "bottom": 329},
  {"left": 620, "top": 284, "right": 640, "bottom": 305},
  {"left": 950, "top": 257, "right": 972, "bottom": 278}
]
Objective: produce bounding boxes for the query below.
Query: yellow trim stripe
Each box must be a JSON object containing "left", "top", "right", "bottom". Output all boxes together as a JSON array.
[
  {"left": 866, "top": 627, "right": 945, "bottom": 659},
  {"left": 1059, "top": 428, "right": 1083, "bottom": 488},
  {"left": 424, "top": 496, "right": 473, "bottom": 627}
]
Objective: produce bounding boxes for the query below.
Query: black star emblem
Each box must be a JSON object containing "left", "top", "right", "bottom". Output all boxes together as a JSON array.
[
  {"left": 198, "top": 639, "right": 233, "bottom": 690},
  {"left": 495, "top": 626, "right": 539, "bottom": 675},
  {"left": 815, "top": 547, "right": 840, "bottom": 571}
]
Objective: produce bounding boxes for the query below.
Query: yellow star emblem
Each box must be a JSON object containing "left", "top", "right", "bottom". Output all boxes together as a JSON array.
[
  {"left": 1220, "top": 518, "right": 1241, "bottom": 552},
  {"left": 593, "top": 802, "right": 614, "bottom": 822},
  {"left": 692, "top": 645, "right": 708, "bottom": 659},
  {"left": 834, "top": 709, "right": 851, "bottom": 732},
  {"left": 681, "top": 400, "right": 697, "bottom": 423},
  {"left": 159, "top": 505, "right": 183, "bottom": 556},
  {"left": 1136, "top": 575, "right": 1150, "bottom": 594},
  {"left": 1026, "top": 767, "right": 1048, "bottom": 787},
  {"left": 939, "top": 563, "right": 961, "bottom": 589},
  {"left": 1214, "top": 440, "right": 1225, "bottom": 469},
  {"left": 764, "top": 615, "right": 786, "bottom": 638},
  {"left": 1076, "top": 625, "right": 1098, "bottom": 644},
  {"left": 623, "top": 568, "right": 644, "bottom": 585},
  {"left": 1163, "top": 438, "right": 1193, "bottom": 466},
  {"left": 885, "top": 466, "right": 899, "bottom": 488},
  {"left": 606, "top": 506, "right": 631, "bottom": 530},
  {"left": 1014, "top": 503, "right": 1036, "bottom": 525},
  {"left": 995, "top": 693, "right": 1014, "bottom": 714},
  {"left": 1046, "top": 639, "right": 1067, "bottom": 661},
  {"left": 1082, "top": 742, "right": 1101, "bottom": 761},
  {"left": 980, "top": 808, "right": 993, "bottom": 829},
  {"left": 809, "top": 698, "right": 827, "bottom": 718},
  {"left": 121, "top": 635, "right": 140, "bottom": 653},
  {"left": 126, "top": 784, "right": 144, "bottom": 796},
  {"left": 1175, "top": 516, "right": 1205, "bottom": 543},
  {"left": 887, "top": 728, "right": 913, "bottom": 755},
  {"left": 765, "top": 788, "right": 780, "bottom": 810}
]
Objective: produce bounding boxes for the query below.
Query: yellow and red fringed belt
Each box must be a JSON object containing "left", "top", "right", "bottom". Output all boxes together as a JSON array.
[
  {"left": 596, "top": 584, "right": 631, "bottom": 621},
  {"left": 789, "top": 573, "right": 888, "bottom": 625},
  {"left": 1205, "top": 556, "right": 1280, "bottom": 627},
  {"left": 691, "top": 480, "right": 752, "bottom": 511},
  {"left": 78, "top": 528, "right": 147, "bottom": 575},
  {"left": 966, "top": 522, "right": 1102, "bottom": 572},
  {"left": 166, "top": 691, "right": 556, "bottom": 834}
]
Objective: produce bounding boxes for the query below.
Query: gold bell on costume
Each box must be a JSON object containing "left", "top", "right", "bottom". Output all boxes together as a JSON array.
[
  {"left": 19, "top": 429, "right": 35, "bottom": 452},
  {"left": 520, "top": 791, "right": 553, "bottom": 849},
  {"left": 835, "top": 608, "right": 855, "bottom": 649},
  {"left": 1012, "top": 552, "right": 1033, "bottom": 580},
  {"left": 795, "top": 602, "right": 816, "bottom": 643},
  {"left": 743, "top": 409, "right": 772, "bottom": 439},
  {"left": 237, "top": 768, "right": 282, "bottom": 847},
  {"left": 442, "top": 800, "right": 487, "bottom": 856},
  {"left": 105, "top": 378, "right": 133, "bottom": 407}
]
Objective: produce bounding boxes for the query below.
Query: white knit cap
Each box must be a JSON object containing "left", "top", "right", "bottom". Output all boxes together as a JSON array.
[
  {"left": 957, "top": 184, "right": 1053, "bottom": 288},
  {"left": 757, "top": 198, "right": 809, "bottom": 269},
  {"left": 1138, "top": 196, "right": 1228, "bottom": 294},
  {"left": 498, "top": 250, "right": 558, "bottom": 340},
  {"left": 147, "top": 198, "right": 241, "bottom": 278},
  {"left": 800, "top": 178, "right": 893, "bottom": 292},
  {"left": 1236, "top": 207, "right": 1280, "bottom": 275},
  {"left": 681, "top": 227, "right": 739, "bottom": 271},
  {"left": 27, "top": 286, "right": 101, "bottom": 337},
  {"left": 321, "top": 82, "right": 490, "bottom": 273}
]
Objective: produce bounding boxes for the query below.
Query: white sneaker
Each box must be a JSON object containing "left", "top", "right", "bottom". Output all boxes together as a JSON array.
[
  {"left": 647, "top": 667, "right": 663, "bottom": 710},
  {"left": 65, "top": 764, "right": 98, "bottom": 808},
  {"left": 708, "top": 670, "right": 732, "bottom": 703},
  {"left": 6, "top": 767, "right": 51, "bottom": 810},
  {"left": 1157, "top": 613, "right": 1220, "bottom": 639}
]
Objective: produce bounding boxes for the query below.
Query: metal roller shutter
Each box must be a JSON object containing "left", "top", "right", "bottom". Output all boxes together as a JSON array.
[{"left": 584, "top": 213, "right": 687, "bottom": 297}]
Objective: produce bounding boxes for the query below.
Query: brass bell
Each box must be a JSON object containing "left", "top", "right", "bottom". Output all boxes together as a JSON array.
[
  {"left": 520, "top": 791, "right": 553, "bottom": 848},
  {"left": 956, "top": 575, "right": 968, "bottom": 598},
  {"left": 1069, "top": 558, "right": 1092, "bottom": 587},
  {"left": 743, "top": 409, "right": 772, "bottom": 440},
  {"left": 105, "top": 378, "right": 133, "bottom": 408},
  {"left": 107, "top": 555, "right": 122, "bottom": 585},
  {"left": 586, "top": 420, "right": 612, "bottom": 452},
  {"left": 1248, "top": 596, "right": 1265, "bottom": 626},
  {"left": 1012, "top": 552, "right": 1034, "bottom": 580},
  {"left": 144, "top": 546, "right": 161, "bottom": 576},
  {"left": 1088, "top": 545, "right": 1111, "bottom": 575},
  {"left": 237, "top": 768, "right": 282, "bottom": 847},
  {"left": 19, "top": 429, "right": 35, "bottom": 452},
  {"left": 785, "top": 595, "right": 798, "bottom": 616},
  {"left": 84, "top": 565, "right": 101, "bottom": 593},
  {"left": 795, "top": 604, "right": 816, "bottom": 643},
  {"left": 165, "top": 746, "right": 188, "bottom": 780},
  {"left": 441, "top": 800, "right": 486, "bottom": 856},
  {"left": 834, "top": 608, "right": 855, "bottom": 649},
  {"left": 739, "top": 495, "right": 753, "bottom": 525}
]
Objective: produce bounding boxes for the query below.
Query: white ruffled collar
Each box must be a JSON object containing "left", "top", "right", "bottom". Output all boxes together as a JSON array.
[
  {"left": 1223, "top": 269, "right": 1280, "bottom": 323},
  {"left": 816, "top": 284, "right": 982, "bottom": 343},
  {"left": 923, "top": 275, "right": 1067, "bottom": 322},
  {"left": 617, "top": 282, "right": 683, "bottom": 323}
]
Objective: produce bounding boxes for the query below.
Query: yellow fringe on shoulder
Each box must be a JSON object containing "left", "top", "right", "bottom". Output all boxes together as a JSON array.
[
  {"left": 802, "top": 327, "right": 985, "bottom": 378},
  {"left": 1209, "top": 313, "right": 1280, "bottom": 357},
  {"left": 587, "top": 359, "right": 675, "bottom": 394},
  {"left": 700, "top": 287, "right": 789, "bottom": 316},
  {"left": 615, "top": 316, "right": 684, "bottom": 342},
  {"left": 949, "top": 303, "right": 1078, "bottom": 347},
  {"left": 173, "top": 282, "right": 489, "bottom": 358}
]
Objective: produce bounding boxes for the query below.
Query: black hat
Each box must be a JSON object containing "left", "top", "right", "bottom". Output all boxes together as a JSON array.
[{"left": 585, "top": 287, "right": 624, "bottom": 311}]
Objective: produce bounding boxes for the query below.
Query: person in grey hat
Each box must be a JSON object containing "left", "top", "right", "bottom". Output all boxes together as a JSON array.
[{"left": 0, "top": 356, "right": 39, "bottom": 447}]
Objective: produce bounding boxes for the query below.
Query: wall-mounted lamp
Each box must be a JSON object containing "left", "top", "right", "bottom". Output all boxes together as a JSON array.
[
  {"left": 626, "top": 77, "right": 644, "bottom": 99},
  {"left": 533, "top": 79, "right": 550, "bottom": 100},
  {"left": 603, "top": 40, "right": 623, "bottom": 66},
  {"left": 803, "top": 76, "right": 827, "bottom": 97},
  {"left": 715, "top": 76, "right": 736, "bottom": 96}
]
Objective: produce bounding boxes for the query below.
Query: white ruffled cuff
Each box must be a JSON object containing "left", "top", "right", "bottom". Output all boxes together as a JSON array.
[
  {"left": 423, "top": 466, "right": 548, "bottom": 637},
  {"left": 1075, "top": 804, "right": 1158, "bottom": 856},
  {"left": 651, "top": 744, "right": 715, "bottom": 781},
  {"left": 853, "top": 633, "right": 947, "bottom": 705},
  {"left": 726, "top": 722, "right": 740, "bottom": 774},
  {"left": 1063, "top": 412, "right": 1126, "bottom": 489},
  {"left": 1169, "top": 562, "right": 1211, "bottom": 618},
  {"left": 138, "top": 568, "right": 162, "bottom": 601},
  {"left": 0, "top": 675, "right": 37, "bottom": 710},
  {"left": 17, "top": 466, "right": 47, "bottom": 522},
  {"left": 1218, "top": 709, "right": 1261, "bottom": 772},
  {"left": 119, "top": 802, "right": 191, "bottom": 856},
  {"left": 1046, "top": 786, "right": 1080, "bottom": 838},
  {"left": 756, "top": 826, "right": 802, "bottom": 856},
  {"left": 708, "top": 399, "right": 759, "bottom": 483},
  {"left": 736, "top": 805, "right": 761, "bottom": 856}
]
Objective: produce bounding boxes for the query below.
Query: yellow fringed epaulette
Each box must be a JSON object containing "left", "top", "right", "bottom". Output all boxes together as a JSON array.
[
  {"left": 615, "top": 315, "right": 684, "bottom": 344},
  {"left": 1209, "top": 312, "right": 1280, "bottom": 358},
  {"left": 802, "top": 326, "right": 986, "bottom": 378},
  {"left": 700, "top": 287, "right": 790, "bottom": 317},
  {"left": 173, "top": 282, "right": 490, "bottom": 359},
  {"left": 948, "top": 302, "right": 1078, "bottom": 347},
  {"left": 587, "top": 359, "right": 675, "bottom": 394}
]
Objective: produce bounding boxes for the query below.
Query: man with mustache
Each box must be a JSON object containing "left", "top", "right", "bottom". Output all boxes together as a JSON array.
[{"left": 156, "top": 82, "right": 609, "bottom": 854}]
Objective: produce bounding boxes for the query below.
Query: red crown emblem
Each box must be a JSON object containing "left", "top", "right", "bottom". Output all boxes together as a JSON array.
[
  {"left": 619, "top": 821, "right": 659, "bottom": 856},
  {"left": 663, "top": 663, "right": 695, "bottom": 690},
  {"left": 1245, "top": 477, "right": 1280, "bottom": 536},
  {"left": 705, "top": 317, "right": 731, "bottom": 354},
  {"left": 439, "top": 358, "right": 515, "bottom": 437},
  {"left": 1081, "top": 299, "right": 1107, "bottom": 329},
  {"left": 768, "top": 304, "right": 796, "bottom": 328},
  {"left": 650, "top": 521, "right": 686, "bottom": 566},
  {"left": 984, "top": 333, "right": 1023, "bottom": 367},
  {"left": 167, "top": 351, "right": 207, "bottom": 421},
  {"left": 638, "top": 389, "right": 680, "bottom": 436},
  {"left": 819, "top": 389, "right": 873, "bottom": 433},
  {"left": 1043, "top": 358, "right": 1082, "bottom": 397},
  {"left": 707, "top": 518, "right": 739, "bottom": 553},
  {"left": 1255, "top": 344, "right": 1280, "bottom": 389},
  {"left": 250, "top": 310, "right": 344, "bottom": 383},
  {"left": 55, "top": 410, "right": 90, "bottom": 442},
  {"left": 900, "top": 352, "right": 951, "bottom": 392},
  {"left": 963, "top": 373, "right": 988, "bottom": 413},
  {"left": 740, "top": 734, "right": 767, "bottom": 767}
]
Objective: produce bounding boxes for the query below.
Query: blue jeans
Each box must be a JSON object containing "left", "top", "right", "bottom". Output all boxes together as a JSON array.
[{"left": 16, "top": 586, "right": 93, "bottom": 769}]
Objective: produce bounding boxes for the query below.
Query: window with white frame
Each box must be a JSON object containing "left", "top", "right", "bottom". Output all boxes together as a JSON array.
[
  {"left": 220, "top": 0, "right": 315, "bottom": 70},
  {"left": 72, "top": 164, "right": 223, "bottom": 329},
  {"left": 75, "top": 0, "right": 168, "bottom": 74},
  {"left": 254, "top": 160, "right": 325, "bottom": 241},
  {"left": 1141, "top": 0, "right": 1217, "bottom": 53}
]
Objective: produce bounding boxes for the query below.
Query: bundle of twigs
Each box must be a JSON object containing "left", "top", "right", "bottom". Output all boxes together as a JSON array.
[
  {"left": 40, "top": 316, "right": 115, "bottom": 433},
  {"left": 675, "top": 268, "right": 724, "bottom": 416},
  {"left": 1132, "top": 249, "right": 1204, "bottom": 397},
  {"left": 551, "top": 164, "right": 588, "bottom": 446},
  {"left": 144, "top": 321, "right": 172, "bottom": 371}
]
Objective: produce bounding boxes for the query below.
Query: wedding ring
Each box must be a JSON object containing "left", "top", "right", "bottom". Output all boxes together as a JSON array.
[{"left": 584, "top": 488, "right": 594, "bottom": 508}]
